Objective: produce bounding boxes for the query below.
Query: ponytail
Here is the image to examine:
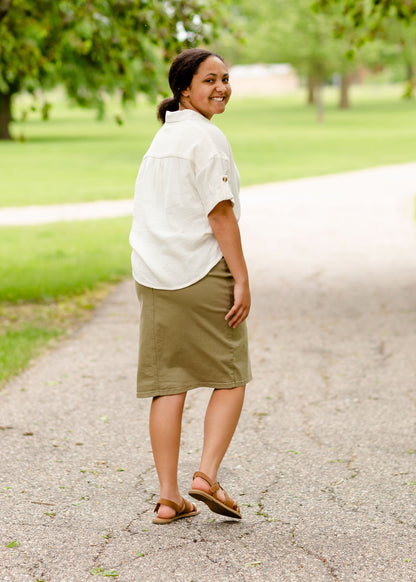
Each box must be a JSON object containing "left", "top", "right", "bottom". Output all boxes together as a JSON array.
[{"left": 157, "top": 97, "right": 180, "bottom": 124}]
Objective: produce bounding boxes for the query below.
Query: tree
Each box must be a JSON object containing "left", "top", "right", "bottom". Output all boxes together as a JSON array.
[
  {"left": 313, "top": 0, "right": 416, "bottom": 42},
  {"left": 313, "top": 0, "right": 416, "bottom": 96},
  {"left": 213, "top": 0, "right": 362, "bottom": 119},
  {"left": 0, "top": 0, "right": 231, "bottom": 139},
  {"left": 376, "top": 17, "right": 416, "bottom": 97},
  {"left": 314, "top": 0, "right": 416, "bottom": 24}
]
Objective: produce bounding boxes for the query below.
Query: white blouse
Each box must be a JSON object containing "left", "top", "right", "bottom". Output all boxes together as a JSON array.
[{"left": 129, "top": 109, "right": 241, "bottom": 289}]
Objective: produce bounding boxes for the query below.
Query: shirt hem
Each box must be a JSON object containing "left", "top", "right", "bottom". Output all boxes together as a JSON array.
[{"left": 133, "top": 253, "right": 225, "bottom": 291}]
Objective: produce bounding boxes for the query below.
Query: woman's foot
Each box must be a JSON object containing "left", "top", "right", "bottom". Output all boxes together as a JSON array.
[
  {"left": 191, "top": 473, "right": 227, "bottom": 504},
  {"left": 155, "top": 497, "right": 182, "bottom": 519},
  {"left": 153, "top": 497, "right": 199, "bottom": 524},
  {"left": 189, "top": 471, "right": 241, "bottom": 518}
]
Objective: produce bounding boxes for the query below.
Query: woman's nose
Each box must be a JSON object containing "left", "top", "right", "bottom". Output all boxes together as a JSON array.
[{"left": 215, "top": 80, "right": 228, "bottom": 92}]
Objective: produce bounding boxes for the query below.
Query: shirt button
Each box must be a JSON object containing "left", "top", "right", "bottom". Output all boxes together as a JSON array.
[{"left": 222, "top": 176, "right": 228, "bottom": 182}]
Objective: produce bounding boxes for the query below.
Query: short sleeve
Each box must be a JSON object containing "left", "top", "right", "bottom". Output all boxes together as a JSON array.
[{"left": 195, "top": 156, "right": 235, "bottom": 216}]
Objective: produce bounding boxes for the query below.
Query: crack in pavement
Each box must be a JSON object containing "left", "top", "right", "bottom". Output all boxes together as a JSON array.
[{"left": 291, "top": 526, "right": 340, "bottom": 581}]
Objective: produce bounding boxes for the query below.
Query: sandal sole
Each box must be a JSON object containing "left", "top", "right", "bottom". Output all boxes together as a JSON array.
[
  {"left": 188, "top": 489, "right": 241, "bottom": 519},
  {"left": 152, "top": 508, "right": 200, "bottom": 524}
]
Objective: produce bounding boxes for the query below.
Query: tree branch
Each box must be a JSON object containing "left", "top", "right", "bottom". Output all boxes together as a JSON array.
[{"left": 0, "top": 0, "right": 12, "bottom": 23}]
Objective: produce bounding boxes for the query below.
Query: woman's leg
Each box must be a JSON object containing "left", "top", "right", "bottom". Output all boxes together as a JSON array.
[
  {"left": 150, "top": 392, "right": 187, "bottom": 518},
  {"left": 191, "top": 385, "right": 245, "bottom": 495}
]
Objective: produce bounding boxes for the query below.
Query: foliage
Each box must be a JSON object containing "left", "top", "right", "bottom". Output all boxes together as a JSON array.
[
  {"left": 209, "top": 0, "right": 385, "bottom": 115},
  {"left": 376, "top": 16, "right": 416, "bottom": 96},
  {"left": 213, "top": 0, "right": 416, "bottom": 110},
  {"left": 0, "top": 0, "right": 11, "bottom": 22},
  {"left": 314, "top": 0, "right": 416, "bottom": 24},
  {"left": 312, "top": 0, "right": 416, "bottom": 96},
  {"left": 214, "top": 0, "right": 357, "bottom": 72},
  {"left": 312, "top": 0, "right": 416, "bottom": 42},
  {"left": 0, "top": 0, "right": 231, "bottom": 138}
]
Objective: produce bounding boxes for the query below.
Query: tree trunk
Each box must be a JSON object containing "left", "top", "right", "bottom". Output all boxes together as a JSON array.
[
  {"left": 402, "top": 63, "right": 415, "bottom": 99},
  {"left": 339, "top": 73, "right": 350, "bottom": 109},
  {"left": 0, "top": 92, "right": 12, "bottom": 140},
  {"left": 307, "top": 75, "right": 316, "bottom": 105},
  {"left": 315, "top": 83, "right": 324, "bottom": 123}
]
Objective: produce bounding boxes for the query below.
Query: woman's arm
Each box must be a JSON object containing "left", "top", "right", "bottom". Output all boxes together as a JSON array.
[{"left": 208, "top": 200, "right": 251, "bottom": 328}]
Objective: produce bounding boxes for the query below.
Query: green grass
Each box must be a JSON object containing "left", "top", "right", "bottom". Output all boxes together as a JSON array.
[
  {"left": 0, "top": 327, "right": 60, "bottom": 383},
  {"left": 0, "top": 217, "right": 132, "bottom": 387},
  {"left": 218, "top": 89, "right": 416, "bottom": 185},
  {"left": 0, "top": 217, "right": 132, "bottom": 302},
  {"left": 1, "top": 96, "right": 158, "bottom": 208},
  {"left": 1, "top": 85, "right": 415, "bottom": 207}
]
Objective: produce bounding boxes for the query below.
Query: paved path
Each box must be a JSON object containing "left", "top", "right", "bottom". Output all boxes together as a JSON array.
[
  {"left": 1, "top": 163, "right": 416, "bottom": 582},
  {"left": 0, "top": 199, "right": 133, "bottom": 225}
]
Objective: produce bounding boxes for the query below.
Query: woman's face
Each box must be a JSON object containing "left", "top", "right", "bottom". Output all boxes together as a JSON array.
[{"left": 180, "top": 56, "right": 232, "bottom": 120}]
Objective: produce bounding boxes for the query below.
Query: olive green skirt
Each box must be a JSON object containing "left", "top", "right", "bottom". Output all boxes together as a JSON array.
[{"left": 135, "top": 258, "right": 252, "bottom": 398}]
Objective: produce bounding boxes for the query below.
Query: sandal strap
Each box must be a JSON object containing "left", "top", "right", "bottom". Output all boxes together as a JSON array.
[
  {"left": 154, "top": 497, "right": 183, "bottom": 514},
  {"left": 193, "top": 471, "right": 221, "bottom": 496},
  {"left": 193, "top": 471, "right": 215, "bottom": 487},
  {"left": 221, "top": 488, "right": 238, "bottom": 511}
]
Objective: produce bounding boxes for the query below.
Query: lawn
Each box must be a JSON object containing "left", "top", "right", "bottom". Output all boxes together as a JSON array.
[
  {"left": 1, "top": 85, "right": 415, "bottom": 207},
  {"left": 0, "top": 218, "right": 132, "bottom": 302},
  {"left": 221, "top": 89, "right": 416, "bottom": 185},
  {"left": 0, "top": 218, "right": 132, "bottom": 386},
  {"left": 1, "top": 85, "right": 415, "bottom": 386}
]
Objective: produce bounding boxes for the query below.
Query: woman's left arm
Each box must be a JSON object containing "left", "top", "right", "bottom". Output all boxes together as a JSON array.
[{"left": 208, "top": 200, "right": 251, "bottom": 328}]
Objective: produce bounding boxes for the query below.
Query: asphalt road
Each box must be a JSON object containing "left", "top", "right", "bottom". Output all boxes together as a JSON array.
[{"left": 1, "top": 163, "right": 415, "bottom": 582}]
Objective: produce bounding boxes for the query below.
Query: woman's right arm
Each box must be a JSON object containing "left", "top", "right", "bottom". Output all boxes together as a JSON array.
[{"left": 208, "top": 200, "right": 251, "bottom": 329}]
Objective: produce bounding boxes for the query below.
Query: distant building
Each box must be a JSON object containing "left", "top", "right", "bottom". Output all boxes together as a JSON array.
[{"left": 229, "top": 64, "right": 299, "bottom": 97}]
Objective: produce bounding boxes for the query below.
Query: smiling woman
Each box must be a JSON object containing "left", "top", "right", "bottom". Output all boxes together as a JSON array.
[
  {"left": 156, "top": 48, "right": 230, "bottom": 123},
  {"left": 129, "top": 48, "right": 251, "bottom": 524},
  {"left": 180, "top": 56, "right": 232, "bottom": 119}
]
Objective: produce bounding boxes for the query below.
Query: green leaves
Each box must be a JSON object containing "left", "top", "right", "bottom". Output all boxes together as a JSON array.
[
  {"left": 0, "top": 0, "right": 232, "bottom": 137},
  {"left": 312, "top": 0, "right": 416, "bottom": 43}
]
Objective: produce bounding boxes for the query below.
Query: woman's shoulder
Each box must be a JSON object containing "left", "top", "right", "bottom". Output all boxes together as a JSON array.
[
  {"left": 145, "top": 110, "right": 232, "bottom": 163},
  {"left": 190, "top": 117, "right": 231, "bottom": 158},
  {"left": 168, "top": 110, "right": 230, "bottom": 148}
]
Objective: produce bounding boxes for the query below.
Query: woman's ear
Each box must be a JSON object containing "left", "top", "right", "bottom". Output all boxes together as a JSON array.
[{"left": 181, "top": 87, "right": 190, "bottom": 98}]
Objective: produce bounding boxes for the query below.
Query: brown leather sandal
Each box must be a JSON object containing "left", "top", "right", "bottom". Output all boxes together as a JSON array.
[
  {"left": 152, "top": 497, "right": 200, "bottom": 524},
  {"left": 188, "top": 471, "right": 242, "bottom": 519}
]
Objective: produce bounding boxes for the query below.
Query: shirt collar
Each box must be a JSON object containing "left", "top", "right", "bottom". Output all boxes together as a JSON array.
[{"left": 165, "top": 109, "right": 211, "bottom": 124}]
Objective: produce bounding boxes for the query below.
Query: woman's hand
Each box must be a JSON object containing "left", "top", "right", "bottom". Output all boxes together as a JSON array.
[{"left": 225, "top": 280, "right": 251, "bottom": 328}]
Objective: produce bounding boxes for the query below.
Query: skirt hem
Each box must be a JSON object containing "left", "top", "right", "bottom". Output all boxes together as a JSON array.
[{"left": 136, "top": 375, "right": 253, "bottom": 399}]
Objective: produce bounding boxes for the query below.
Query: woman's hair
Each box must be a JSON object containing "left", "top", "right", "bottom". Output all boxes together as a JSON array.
[{"left": 157, "top": 48, "right": 224, "bottom": 123}]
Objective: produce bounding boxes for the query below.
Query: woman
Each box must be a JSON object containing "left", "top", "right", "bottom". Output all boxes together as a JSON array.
[{"left": 129, "top": 48, "right": 252, "bottom": 524}]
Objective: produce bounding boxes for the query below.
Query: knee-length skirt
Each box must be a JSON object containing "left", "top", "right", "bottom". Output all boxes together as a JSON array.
[{"left": 135, "top": 258, "right": 252, "bottom": 398}]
